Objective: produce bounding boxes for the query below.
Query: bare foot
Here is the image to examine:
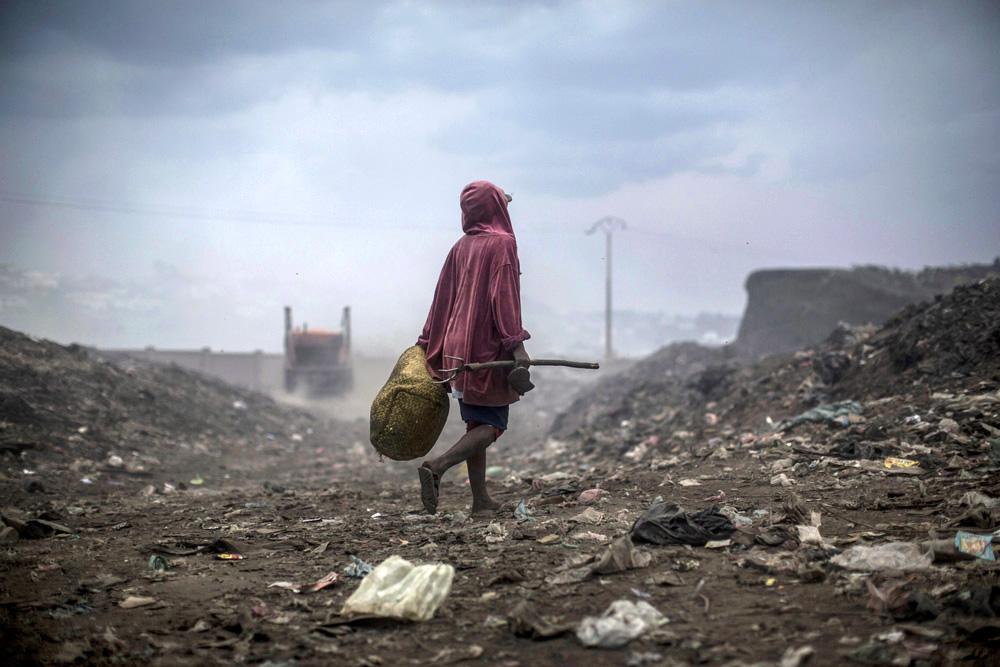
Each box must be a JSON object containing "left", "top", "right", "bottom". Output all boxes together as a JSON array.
[{"left": 471, "top": 499, "right": 502, "bottom": 516}]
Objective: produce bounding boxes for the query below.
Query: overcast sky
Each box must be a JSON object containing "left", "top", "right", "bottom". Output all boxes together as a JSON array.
[{"left": 1, "top": 0, "right": 998, "bottom": 354}]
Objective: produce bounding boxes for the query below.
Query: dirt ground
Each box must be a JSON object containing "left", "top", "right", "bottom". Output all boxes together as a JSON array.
[{"left": 2, "top": 278, "right": 1000, "bottom": 666}]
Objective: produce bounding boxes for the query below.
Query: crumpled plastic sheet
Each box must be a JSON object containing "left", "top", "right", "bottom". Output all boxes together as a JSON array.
[
  {"left": 776, "top": 400, "right": 863, "bottom": 431},
  {"left": 576, "top": 599, "right": 666, "bottom": 648},
  {"left": 340, "top": 555, "right": 454, "bottom": 621},
  {"left": 629, "top": 502, "right": 735, "bottom": 546},
  {"left": 830, "top": 542, "right": 933, "bottom": 572},
  {"left": 546, "top": 536, "right": 651, "bottom": 585}
]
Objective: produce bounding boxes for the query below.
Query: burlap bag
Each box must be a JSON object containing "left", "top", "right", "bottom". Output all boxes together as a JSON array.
[{"left": 369, "top": 346, "right": 449, "bottom": 460}]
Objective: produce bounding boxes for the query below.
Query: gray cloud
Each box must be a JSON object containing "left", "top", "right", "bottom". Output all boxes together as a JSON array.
[{"left": 1, "top": 1, "right": 997, "bottom": 354}]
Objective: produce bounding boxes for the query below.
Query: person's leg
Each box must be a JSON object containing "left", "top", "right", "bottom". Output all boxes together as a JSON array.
[
  {"left": 467, "top": 445, "right": 501, "bottom": 514},
  {"left": 424, "top": 424, "right": 495, "bottom": 478}
]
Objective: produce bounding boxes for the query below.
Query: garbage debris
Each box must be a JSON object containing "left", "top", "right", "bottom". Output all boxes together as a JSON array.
[
  {"left": 775, "top": 400, "right": 863, "bottom": 430},
  {"left": 119, "top": 596, "right": 157, "bottom": 609},
  {"left": 630, "top": 502, "right": 735, "bottom": 546},
  {"left": 513, "top": 500, "right": 535, "bottom": 522},
  {"left": 953, "top": 531, "right": 995, "bottom": 561},
  {"left": 576, "top": 599, "right": 667, "bottom": 648},
  {"left": 147, "top": 555, "right": 168, "bottom": 572},
  {"left": 831, "top": 542, "right": 933, "bottom": 572},
  {"left": 507, "top": 600, "right": 575, "bottom": 639},
  {"left": 340, "top": 555, "right": 455, "bottom": 622},
  {"left": 344, "top": 555, "right": 374, "bottom": 578},
  {"left": 546, "top": 536, "right": 652, "bottom": 585}
]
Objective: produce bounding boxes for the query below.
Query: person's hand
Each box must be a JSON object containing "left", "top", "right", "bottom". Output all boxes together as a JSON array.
[{"left": 512, "top": 342, "right": 530, "bottom": 369}]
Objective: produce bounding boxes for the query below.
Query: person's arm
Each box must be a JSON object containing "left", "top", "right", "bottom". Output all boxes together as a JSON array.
[
  {"left": 511, "top": 340, "right": 530, "bottom": 368},
  {"left": 490, "top": 262, "right": 531, "bottom": 354}
]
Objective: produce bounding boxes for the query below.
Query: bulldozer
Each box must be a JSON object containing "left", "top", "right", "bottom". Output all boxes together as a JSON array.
[{"left": 283, "top": 305, "right": 353, "bottom": 396}]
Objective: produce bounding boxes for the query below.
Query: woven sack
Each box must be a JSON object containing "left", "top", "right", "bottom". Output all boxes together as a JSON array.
[{"left": 370, "top": 346, "right": 449, "bottom": 460}]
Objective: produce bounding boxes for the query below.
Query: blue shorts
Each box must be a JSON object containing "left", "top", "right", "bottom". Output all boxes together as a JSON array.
[{"left": 458, "top": 400, "right": 509, "bottom": 432}]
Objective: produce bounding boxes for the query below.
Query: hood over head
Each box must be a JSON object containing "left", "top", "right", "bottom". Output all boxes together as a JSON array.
[{"left": 460, "top": 181, "right": 514, "bottom": 237}]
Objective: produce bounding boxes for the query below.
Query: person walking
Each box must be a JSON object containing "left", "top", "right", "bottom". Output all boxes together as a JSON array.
[{"left": 416, "top": 180, "right": 530, "bottom": 515}]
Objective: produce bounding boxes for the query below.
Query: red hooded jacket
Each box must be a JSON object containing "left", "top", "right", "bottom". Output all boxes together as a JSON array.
[{"left": 417, "top": 181, "right": 531, "bottom": 406}]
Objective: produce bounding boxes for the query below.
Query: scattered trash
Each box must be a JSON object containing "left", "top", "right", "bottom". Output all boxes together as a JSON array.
[
  {"left": 779, "top": 645, "right": 815, "bottom": 667},
  {"left": 483, "top": 522, "right": 508, "bottom": 544},
  {"left": 770, "top": 473, "right": 795, "bottom": 487},
  {"left": 796, "top": 525, "right": 824, "bottom": 545},
  {"left": 268, "top": 581, "right": 301, "bottom": 592},
  {"left": 568, "top": 507, "right": 605, "bottom": 525},
  {"left": 119, "top": 596, "right": 157, "bottom": 609},
  {"left": 721, "top": 508, "right": 753, "bottom": 527},
  {"left": 304, "top": 571, "right": 343, "bottom": 593},
  {"left": 216, "top": 554, "right": 244, "bottom": 561},
  {"left": 244, "top": 501, "right": 268, "bottom": 509},
  {"left": 344, "top": 555, "right": 374, "bottom": 578},
  {"left": 147, "top": 555, "right": 168, "bottom": 572},
  {"left": 626, "top": 651, "right": 665, "bottom": 667},
  {"left": 831, "top": 542, "right": 933, "bottom": 572},
  {"left": 954, "top": 531, "right": 995, "bottom": 561},
  {"left": 190, "top": 476, "right": 204, "bottom": 485},
  {"left": 705, "top": 539, "right": 731, "bottom": 549},
  {"left": 678, "top": 479, "right": 702, "bottom": 487},
  {"left": 570, "top": 531, "right": 608, "bottom": 542},
  {"left": 108, "top": 455, "right": 124, "bottom": 468},
  {"left": 578, "top": 489, "right": 603, "bottom": 504},
  {"left": 485, "top": 465, "right": 505, "bottom": 478},
  {"left": 630, "top": 502, "right": 735, "bottom": 546},
  {"left": 883, "top": 457, "right": 918, "bottom": 469},
  {"left": 576, "top": 599, "right": 667, "bottom": 648},
  {"left": 340, "top": 555, "right": 455, "bottom": 622},
  {"left": 232, "top": 400, "right": 247, "bottom": 410},
  {"left": 546, "top": 536, "right": 652, "bottom": 585},
  {"left": 904, "top": 414, "right": 922, "bottom": 424},
  {"left": 776, "top": 400, "right": 863, "bottom": 430},
  {"left": 513, "top": 500, "right": 535, "bottom": 522},
  {"left": 507, "top": 600, "right": 575, "bottom": 639}
]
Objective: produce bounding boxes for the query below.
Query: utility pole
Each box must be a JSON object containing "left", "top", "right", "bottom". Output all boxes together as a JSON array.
[{"left": 586, "top": 216, "right": 627, "bottom": 360}]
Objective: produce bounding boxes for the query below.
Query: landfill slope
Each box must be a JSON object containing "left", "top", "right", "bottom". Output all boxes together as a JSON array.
[
  {"left": 734, "top": 260, "right": 1000, "bottom": 358},
  {"left": 0, "top": 278, "right": 998, "bottom": 665},
  {"left": 0, "top": 326, "right": 376, "bottom": 491}
]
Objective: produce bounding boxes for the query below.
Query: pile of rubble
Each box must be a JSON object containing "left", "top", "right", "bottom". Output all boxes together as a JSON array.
[
  {"left": 0, "top": 326, "right": 373, "bottom": 493},
  {"left": 545, "top": 277, "right": 1000, "bottom": 475}
]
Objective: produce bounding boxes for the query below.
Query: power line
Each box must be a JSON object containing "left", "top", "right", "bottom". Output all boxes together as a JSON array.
[
  {"left": 1, "top": 189, "right": 806, "bottom": 261},
  {"left": 0, "top": 191, "right": 441, "bottom": 232}
]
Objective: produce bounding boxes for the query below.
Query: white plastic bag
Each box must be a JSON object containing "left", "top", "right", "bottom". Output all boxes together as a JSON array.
[
  {"left": 576, "top": 600, "right": 666, "bottom": 648},
  {"left": 340, "top": 555, "right": 455, "bottom": 621},
  {"left": 830, "top": 542, "right": 933, "bottom": 572}
]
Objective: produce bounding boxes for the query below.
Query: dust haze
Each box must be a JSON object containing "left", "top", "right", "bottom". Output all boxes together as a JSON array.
[{"left": 1, "top": 1, "right": 998, "bottom": 360}]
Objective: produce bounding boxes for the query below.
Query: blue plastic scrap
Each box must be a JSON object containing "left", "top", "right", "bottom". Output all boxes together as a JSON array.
[
  {"left": 775, "top": 400, "right": 864, "bottom": 431},
  {"left": 344, "top": 554, "right": 375, "bottom": 578},
  {"left": 513, "top": 500, "right": 535, "bottom": 523}
]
